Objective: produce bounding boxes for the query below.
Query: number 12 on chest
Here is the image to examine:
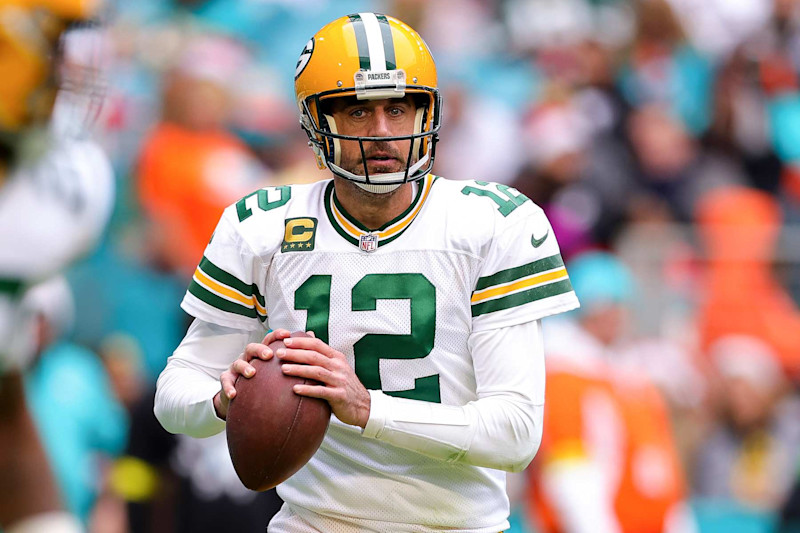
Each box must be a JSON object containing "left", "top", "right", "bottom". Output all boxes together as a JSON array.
[{"left": 294, "top": 273, "right": 441, "bottom": 403}]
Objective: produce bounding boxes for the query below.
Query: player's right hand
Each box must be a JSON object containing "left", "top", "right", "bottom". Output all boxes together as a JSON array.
[{"left": 214, "top": 328, "right": 291, "bottom": 420}]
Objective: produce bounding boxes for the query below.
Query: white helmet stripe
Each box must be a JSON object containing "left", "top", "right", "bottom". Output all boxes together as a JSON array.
[{"left": 359, "top": 12, "right": 387, "bottom": 71}]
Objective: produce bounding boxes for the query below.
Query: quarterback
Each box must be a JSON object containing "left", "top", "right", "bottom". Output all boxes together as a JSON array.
[
  {"left": 0, "top": 2, "right": 114, "bottom": 532},
  {"left": 155, "top": 13, "right": 579, "bottom": 532}
]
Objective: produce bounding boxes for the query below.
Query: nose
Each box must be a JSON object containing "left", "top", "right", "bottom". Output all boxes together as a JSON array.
[{"left": 366, "top": 106, "right": 393, "bottom": 137}]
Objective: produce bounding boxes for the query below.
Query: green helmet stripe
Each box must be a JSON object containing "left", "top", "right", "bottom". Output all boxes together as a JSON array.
[
  {"left": 375, "top": 14, "right": 396, "bottom": 70},
  {"left": 348, "top": 14, "right": 371, "bottom": 70}
]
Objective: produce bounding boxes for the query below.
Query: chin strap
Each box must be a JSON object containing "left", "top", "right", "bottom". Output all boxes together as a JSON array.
[
  {"left": 325, "top": 113, "right": 342, "bottom": 167},
  {"left": 411, "top": 106, "right": 425, "bottom": 159}
]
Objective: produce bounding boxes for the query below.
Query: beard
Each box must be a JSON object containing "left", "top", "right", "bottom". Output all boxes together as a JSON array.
[{"left": 339, "top": 140, "right": 413, "bottom": 177}]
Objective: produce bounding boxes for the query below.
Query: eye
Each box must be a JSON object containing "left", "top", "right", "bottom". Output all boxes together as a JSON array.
[
  {"left": 388, "top": 106, "right": 405, "bottom": 117},
  {"left": 349, "top": 108, "right": 367, "bottom": 118}
]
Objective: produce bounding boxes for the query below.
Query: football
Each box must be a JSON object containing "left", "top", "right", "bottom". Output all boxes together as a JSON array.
[{"left": 226, "top": 331, "right": 331, "bottom": 491}]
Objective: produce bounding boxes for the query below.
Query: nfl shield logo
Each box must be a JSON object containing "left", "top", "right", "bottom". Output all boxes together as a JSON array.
[{"left": 359, "top": 233, "right": 379, "bottom": 253}]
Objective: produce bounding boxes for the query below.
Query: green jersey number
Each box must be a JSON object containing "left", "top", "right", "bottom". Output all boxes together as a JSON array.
[
  {"left": 236, "top": 185, "right": 292, "bottom": 222},
  {"left": 461, "top": 181, "right": 529, "bottom": 217},
  {"left": 294, "top": 273, "right": 440, "bottom": 403}
]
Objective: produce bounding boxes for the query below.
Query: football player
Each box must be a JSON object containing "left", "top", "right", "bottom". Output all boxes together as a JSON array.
[
  {"left": 0, "top": 1, "right": 114, "bottom": 532},
  {"left": 155, "top": 13, "right": 579, "bottom": 532}
]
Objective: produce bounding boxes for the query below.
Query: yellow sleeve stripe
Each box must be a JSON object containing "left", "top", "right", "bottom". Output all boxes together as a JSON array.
[
  {"left": 471, "top": 267, "right": 568, "bottom": 304},
  {"left": 193, "top": 267, "right": 267, "bottom": 316}
]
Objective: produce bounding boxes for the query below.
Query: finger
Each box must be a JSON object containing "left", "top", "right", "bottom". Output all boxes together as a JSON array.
[
  {"left": 306, "top": 330, "right": 316, "bottom": 338},
  {"left": 243, "top": 342, "right": 272, "bottom": 361},
  {"left": 231, "top": 359, "right": 256, "bottom": 379},
  {"left": 281, "top": 363, "right": 332, "bottom": 383},
  {"left": 220, "top": 372, "right": 237, "bottom": 399},
  {"left": 275, "top": 347, "right": 332, "bottom": 367},
  {"left": 292, "top": 383, "right": 333, "bottom": 401},
  {"left": 261, "top": 329, "right": 291, "bottom": 345},
  {"left": 283, "top": 336, "right": 338, "bottom": 358}
]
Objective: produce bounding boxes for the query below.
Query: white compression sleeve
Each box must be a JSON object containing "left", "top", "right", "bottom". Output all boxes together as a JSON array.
[
  {"left": 154, "top": 319, "right": 265, "bottom": 438},
  {"left": 362, "top": 320, "right": 545, "bottom": 472}
]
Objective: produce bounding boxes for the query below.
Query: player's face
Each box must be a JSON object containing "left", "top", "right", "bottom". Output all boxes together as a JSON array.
[{"left": 328, "top": 96, "right": 417, "bottom": 176}]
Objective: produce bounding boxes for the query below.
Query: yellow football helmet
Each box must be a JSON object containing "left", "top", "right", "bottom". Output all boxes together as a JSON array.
[
  {"left": 0, "top": 0, "right": 101, "bottom": 161},
  {"left": 294, "top": 12, "right": 441, "bottom": 190}
]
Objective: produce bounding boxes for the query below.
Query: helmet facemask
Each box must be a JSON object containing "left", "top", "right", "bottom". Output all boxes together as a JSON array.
[
  {"left": 300, "top": 88, "right": 441, "bottom": 193},
  {"left": 52, "top": 21, "right": 109, "bottom": 140}
]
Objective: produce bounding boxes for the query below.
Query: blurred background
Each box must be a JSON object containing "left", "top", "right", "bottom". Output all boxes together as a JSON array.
[{"left": 25, "top": 0, "right": 800, "bottom": 531}]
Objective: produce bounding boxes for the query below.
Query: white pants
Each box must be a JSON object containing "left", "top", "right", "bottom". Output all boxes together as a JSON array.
[{"left": 267, "top": 503, "right": 507, "bottom": 533}]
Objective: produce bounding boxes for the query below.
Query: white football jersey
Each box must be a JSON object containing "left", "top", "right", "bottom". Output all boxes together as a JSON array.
[
  {"left": 0, "top": 138, "right": 114, "bottom": 368},
  {"left": 182, "top": 175, "right": 579, "bottom": 530}
]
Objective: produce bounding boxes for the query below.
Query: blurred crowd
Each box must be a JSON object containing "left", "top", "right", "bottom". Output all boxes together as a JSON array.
[{"left": 31, "top": 0, "right": 800, "bottom": 531}]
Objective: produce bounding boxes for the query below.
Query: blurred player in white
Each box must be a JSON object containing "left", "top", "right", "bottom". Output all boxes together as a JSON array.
[
  {"left": 155, "top": 13, "right": 579, "bottom": 532},
  {"left": 0, "top": 1, "right": 114, "bottom": 532}
]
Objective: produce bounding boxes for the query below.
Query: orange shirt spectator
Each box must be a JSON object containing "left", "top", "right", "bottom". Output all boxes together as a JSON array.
[
  {"left": 612, "top": 367, "right": 688, "bottom": 533},
  {"left": 696, "top": 186, "right": 800, "bottom": 380},
  {"left": 529, "top": 320, "right": 690, "bottom": 533},
  {"left": 136, "top": 36, "right": 271, "bottom": 277},
  {"left": 138, "top": 122, "right": 268, "bottom": 276},
  {"left": 527, "top": 252, "right": 695, "bottom": 533}
]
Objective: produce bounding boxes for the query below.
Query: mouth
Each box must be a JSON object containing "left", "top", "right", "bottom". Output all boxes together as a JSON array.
[
  {"left": 364, "top": 154, "right": 401, "bottom": 172},
  {"left": 366, "top": 152, "right": 396, "bottom": 161}
]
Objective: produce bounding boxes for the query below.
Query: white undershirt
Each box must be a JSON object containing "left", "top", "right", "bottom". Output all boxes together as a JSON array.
[{"left": 154, "top": 318, "right": 545, "bottom": 473}]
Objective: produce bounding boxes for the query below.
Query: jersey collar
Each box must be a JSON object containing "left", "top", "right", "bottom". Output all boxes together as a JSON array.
[{"left": 324, "top": 174, "right": 436, "bottom": 250}]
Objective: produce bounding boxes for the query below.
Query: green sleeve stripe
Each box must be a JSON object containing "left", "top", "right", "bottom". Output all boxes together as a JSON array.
[
  {"left": 471, "top": 279, "right": 574, "bottom": 317},
  {"left": 188, "top": 281, "right": 266, "bottom": 322},
  {"left": 475, "top": 254, "right": 564, "bottom": 291},
  {"left": 0, "top": 279, "right": 24, "bottom": 296},
  {"left": 199, "top": 256, "right": 265, "bottom": 306}
]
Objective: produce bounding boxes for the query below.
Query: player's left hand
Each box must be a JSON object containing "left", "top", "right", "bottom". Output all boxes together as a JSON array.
[{"left": 277, "top": 334, "right": 371, "bottom": 428}]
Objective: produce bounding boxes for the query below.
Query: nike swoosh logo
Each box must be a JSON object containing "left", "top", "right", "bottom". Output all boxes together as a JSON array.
[{"left": 531, "top": 230, "right": 549, "bottom": 248}]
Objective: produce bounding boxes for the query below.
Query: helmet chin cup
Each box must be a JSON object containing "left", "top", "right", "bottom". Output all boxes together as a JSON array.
[{"left": 356, "top": 182, "right": 402, "bottom": 194}]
